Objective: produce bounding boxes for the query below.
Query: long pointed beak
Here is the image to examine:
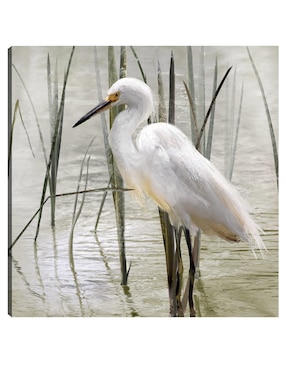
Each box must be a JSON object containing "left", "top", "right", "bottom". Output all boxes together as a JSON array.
[{"left": 73, "top": 98, "right": 112, "bottom": 128}]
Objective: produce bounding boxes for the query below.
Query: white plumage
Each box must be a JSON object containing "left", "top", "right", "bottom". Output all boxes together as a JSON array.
[{"left": 74, "top": 77, "right": 266, "bottom": 255}]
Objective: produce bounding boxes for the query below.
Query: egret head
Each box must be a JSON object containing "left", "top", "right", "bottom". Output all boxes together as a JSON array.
[{"left": 73, "top": 77, "right": 154, "bottom": 128}]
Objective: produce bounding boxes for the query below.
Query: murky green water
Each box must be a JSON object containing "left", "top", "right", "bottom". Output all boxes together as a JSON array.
[{"left": 9, "top": 46, "right": 278, "bottom": 316}]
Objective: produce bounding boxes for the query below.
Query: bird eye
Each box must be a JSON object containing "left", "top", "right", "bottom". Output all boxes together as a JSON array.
[
  {"left": 109, "top": 92, "right": 120, "bottom": 102},
  {"left": 114, "top": 92, "right": 120, "bottom": 100}
]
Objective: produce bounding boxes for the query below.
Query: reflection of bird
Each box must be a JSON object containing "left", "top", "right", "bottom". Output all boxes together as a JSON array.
[{"left": 74, "top": 77, "right": 266, "bottom": 315}]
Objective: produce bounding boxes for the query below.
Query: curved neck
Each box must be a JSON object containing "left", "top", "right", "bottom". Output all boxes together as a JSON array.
[{"left": 109, "top": 107, "right": 145, "bottom": 186}]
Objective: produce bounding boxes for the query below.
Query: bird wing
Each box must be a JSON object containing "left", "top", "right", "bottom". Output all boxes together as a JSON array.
[{"left": 136, "top": 122, "right": 263, "bottom": 247}]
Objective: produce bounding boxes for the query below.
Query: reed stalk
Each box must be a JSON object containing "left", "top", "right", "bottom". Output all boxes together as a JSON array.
[
  {"left": 168, "top": 51, "right": 175, "bottom": 125},
  {"left": 195, "top": 65, "right": 232, "bottom": 150},
  {"left": 47, "top": 55, "right": 58, "bottom": 224},
  {"left": 120, "top": 46, "right": 127, "bottom": 79},
  {"left": 224, "top": 67, "right": 235, "bottom": 179},
  {"left": 158, "top": 52, "right": 192, "bottom": 316},
  {"left": 157, "top": 60, "right": 167, "bottom": 122},
  {"left": 69, "top": 145, "right": 92, "bottom": 270},
  {"left": 9, "top": 99, "right": 35, "bottom": 176},
  {"left": 168, "top": 52, "right": 186, "bottom": 315},
  {"left": 205, "top": 58, "right": 218, "bottom": 160},
  {"left": 48, "top": 47, "right": 75, "bottom": 226},
  {"left": 187, "top": 46, "right": 197, "bottom": 142},
  {"left": 9, "top": 185, "right": 132, "bottom": 252},
  {"left": 130, "top": 46, "right": 147, "bottom": 82},
  {"left": 12, "top": 64, "right": 48, "bottom": 165},
  {"left": 93, "top": 47, "right": 113, "bottom": 174},
  {"left": 157, "top": 57, "right": 176, "bottom": 314},
  {"left": 197, "top": 47, "right": 206, "bottom": 153},
  {"left": 93, "top": 47, "right": 113, "bottom": 232},
  {"left": 34, "top": 47, "right": 75, "bottom": 240},
  {"left": 246, "top": 47, "right": 279, "bottom": 188},
  {"left": 186, "top": 47, "right": 202, "bottom": 289},
  {"left": 222, "top": 68, "right": 244, "bottom": 182},
  {"left": 47, "top": 54, "right": 58, "bottom": 225},
  {"left": 183, "top": 81, "right": 199, "bottom": 141},
  {"left": 108, "top": 46, "right": 128, "bottom": 286},
  {"left": 228, "top": 82, "right": 243, "bottom": 181}
]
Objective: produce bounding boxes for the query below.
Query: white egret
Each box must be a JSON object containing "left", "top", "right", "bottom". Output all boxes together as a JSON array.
[{"left": 73, "top": 77, "right": 266, "bottom": 316}]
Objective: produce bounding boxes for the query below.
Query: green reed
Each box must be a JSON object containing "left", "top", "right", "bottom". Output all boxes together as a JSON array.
[
  {"left": 157, "top": 53, "right": 177, "bottom": 315},
  {"left": 108, "top": 46, "right": 128, "bottom": 285},
  {"left": 34, "top": 47, "right": 75, "bottom": 240},
  {"left": 11, "top": 47, "right": 74, "bottom": 243},
  {"left": 46, "top": 47, "right": 75, "bottom": 227}
]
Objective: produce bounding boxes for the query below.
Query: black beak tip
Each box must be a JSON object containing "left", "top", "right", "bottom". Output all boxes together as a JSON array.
[
  {"left": 72, "top": 121, "right": 80, "bottom": 128},
  {"left": 72, "top": 114, "right": 90, "bottom": 128},
  {"left": 72, "top": 99, "right": 111, "bottom": 128}
]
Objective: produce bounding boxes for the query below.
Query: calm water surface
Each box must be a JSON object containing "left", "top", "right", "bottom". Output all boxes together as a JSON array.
[{"left": 9, "top": 46, "right": 278, "bottom": 316}]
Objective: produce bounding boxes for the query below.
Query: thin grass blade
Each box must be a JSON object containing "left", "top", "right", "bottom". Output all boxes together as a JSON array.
[
  {"left": 197, "top": 47, "right": 206, "bottom": 153},
  {"left": 34, "top": 47, "right": 75, "bottom": 238},
  {"left": 54, "top": 46, "right": 75, "bottom": 175},
  {"left": 205, "top": 57, "right": 218, "bottom": 160},
  {"left": 196, "top": 65, "right": 232, "bottom": 150},
  {"left": 157, "top": 60, "right": 167, "bottom": 122},
  {"left": 12, "top": 64, "right": 48, "bottom": 165},
  {"left": 120, "top": 46, "right": 127, "bottom": 79},
  {"left": 93, "top": 47, "right": 113, "bottom": 231},
  {"left": 94, "top": 47, "right": 113, "bottom": 175},
  {"left": 47, "top": 54, "right": 52, "bottom": 129},
  {"left": 168, "top": 51, "right": 175, "bottom": 124},
  {"left": 247, "top": 47, "right": 278, "bottom": 188},
  {"left": 130, "top": 46, "right": 147, "bottom": 82},
  {"left": 94, "top": 181, "right": 110, "bottom": 232},
  {"left": 228, "top": 82, "right": 243, "bottom": 181},
  {"left": 47, "top": 55, "right": 59, "bottom": 143},
  {"left": 9, "top": 100, "right": 35, "bottom": 174},
  {"left": 47, "top": 54, "right": 57, "bottom": 225},
  {"left": 69, "top": 151, "right": 91, "bottom": 270},
  {"left": 224, "top": 68, "right": 236, "bottom": 179},
  {"left": 69, "top": 157, "right": 91, "bottom": 271},
  {"left": 108, "top": 46, "right": 128, "bottom": 285},
  {"left": 183, "top": 81, "right": 198, "bottom": 140},
  {"left": 10, "top": 185, "right": 131, "bottom": 251},
  {"left": 49, "top": 47, "right": 74, "bottom": 226},
  {"left": 69, "top": 138, "right": 95, "bottom": 267},
  {"left": 187, "top": 46, "right": 197, "bottom": 141},
  {"left": 157, "top": 58, "right": 174, "bottom": 288}
]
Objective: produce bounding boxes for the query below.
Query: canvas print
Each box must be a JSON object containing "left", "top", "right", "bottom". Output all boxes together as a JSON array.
[{"left": 8, "top": 46, "right": 278, "bottom": 317}]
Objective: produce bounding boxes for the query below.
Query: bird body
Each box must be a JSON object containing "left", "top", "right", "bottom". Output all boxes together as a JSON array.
[{"left": 74, "top": 77, "right": 265, "bottom": 254}]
